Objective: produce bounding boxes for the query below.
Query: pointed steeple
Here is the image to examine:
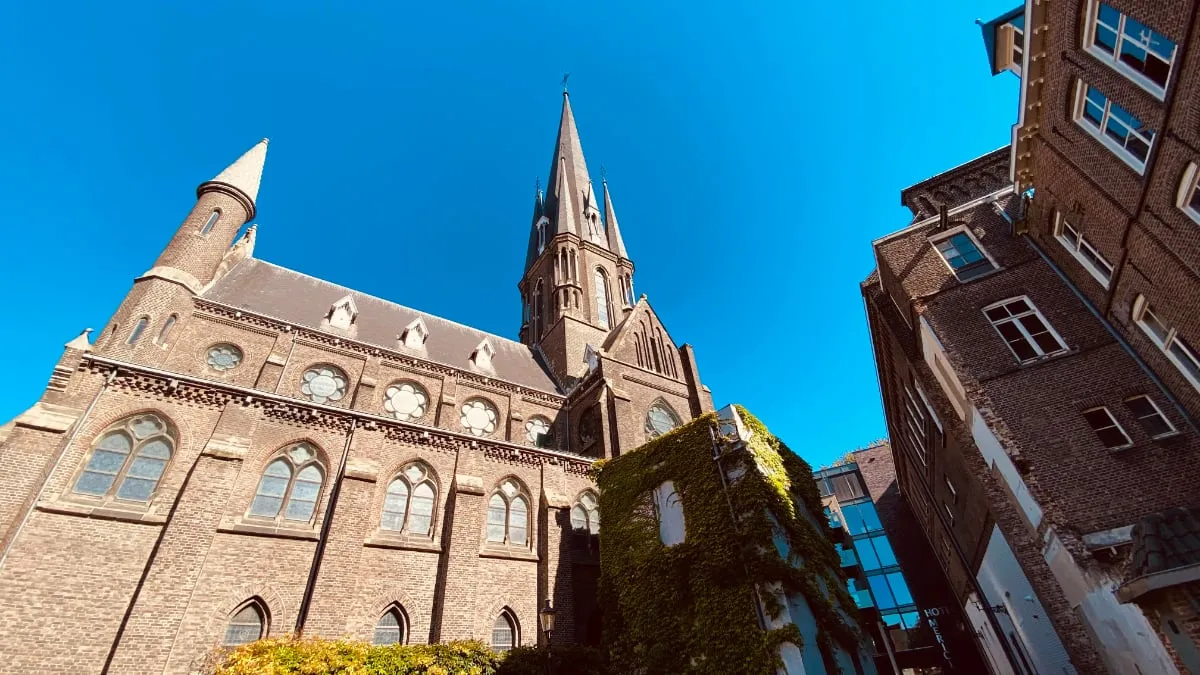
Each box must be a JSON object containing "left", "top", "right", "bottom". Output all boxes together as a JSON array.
[
  {"left": 544, "top": 93, "right": 593, "bottom": 239},
  {"left": 524, "top": 183, "right": 547, "bottom": 271},
  {"left": 198, "top": 139, "right": 269, "bottom": 219},
  {"left": 603, "top": 179, "right": 629, "bottom": 260}
]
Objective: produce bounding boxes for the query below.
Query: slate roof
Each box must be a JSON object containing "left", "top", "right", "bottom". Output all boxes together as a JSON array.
[
  {"left": 202, "top": 259, "right": 561, "bottom": 395},
  {"left": 1130, "top": 506, "right": 1200, "bottom": 577}
]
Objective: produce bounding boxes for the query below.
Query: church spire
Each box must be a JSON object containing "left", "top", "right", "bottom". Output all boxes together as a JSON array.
[
  {"left": 524, "top": 182, "right": 546, "bottom": 271},
  {"left": 544, "top": 93, "right": 593, "bottom": 240},
  {"left": 198, "top": 138, "right": 269, "bottom": 220},
  {"left": 603, "top": 178, "right": 629, "bottom": 260}
]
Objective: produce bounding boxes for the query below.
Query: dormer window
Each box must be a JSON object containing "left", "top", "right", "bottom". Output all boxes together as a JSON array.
[
  {"left": 327, "top": 295, "right": 358, "bottom": 331},
  {"left": 400, "top": 317, "right": 429, "bottom": 350},
  {"left": 471, "top": 339, "right": 496, "bottom": 371}
]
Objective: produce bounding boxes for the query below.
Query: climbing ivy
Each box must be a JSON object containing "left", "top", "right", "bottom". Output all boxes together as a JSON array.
[{"left": 596, "top": 407, "right": 864, "bottom": 675}]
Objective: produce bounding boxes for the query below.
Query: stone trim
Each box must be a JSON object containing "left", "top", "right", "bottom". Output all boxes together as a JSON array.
[
  {"left": 453, "top": 474, "right": 484, "bottom": 495},
  {"left": 136, "top": 266, "right": 203, "bottom": 294},
  {"left": 621, "top": 372, "right": 691, "bottom": 398},
  {"left": 478, "top": 545, "right": 540, "bottom": 563},
  {"left": 217, "top": 517, "right": 322, "bottom": 541},
  {"left": 35, "top": 499, "right": 168, "bottom": 525},
  {"left": 13, "top": 403, "right": 83, "bottom": 433},
  {"left": 363, "top": 534, "right": 442, "bottom": 553},
  {"left": 1118, "top": 562, "right": 1200, "bottom": 603}
]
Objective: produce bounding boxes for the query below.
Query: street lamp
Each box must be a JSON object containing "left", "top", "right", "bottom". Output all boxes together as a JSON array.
[{"left": 539, "top": 600, "right": 557, "bottom": 675}]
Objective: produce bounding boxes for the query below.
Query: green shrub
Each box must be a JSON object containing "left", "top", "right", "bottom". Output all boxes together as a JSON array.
[{"left": 206, "top": 638, "right": 605, "bottom": 675}]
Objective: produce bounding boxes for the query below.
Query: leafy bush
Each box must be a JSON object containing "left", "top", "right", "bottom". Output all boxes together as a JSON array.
[{"left": 206, "top": 638, "right": 605, "bottom": 675}]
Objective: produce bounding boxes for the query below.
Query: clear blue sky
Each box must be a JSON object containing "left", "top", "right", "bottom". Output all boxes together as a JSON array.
[{"left": 0, "top": 1, "right": 1018, "bottom": 468}]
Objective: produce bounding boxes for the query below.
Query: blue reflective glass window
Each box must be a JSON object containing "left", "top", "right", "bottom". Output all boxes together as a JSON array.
[
  {"left": 868, "top": 574, "right": 896, "bottom": 610},
  {"left": 857, "top": 539, "right": 880, "bottom": 570},
  {"left": 887, "top": 572, "right": 914, "bottom": 606},
  {"left": 873, "top": 535, "right": 898, "bottom": 567}
]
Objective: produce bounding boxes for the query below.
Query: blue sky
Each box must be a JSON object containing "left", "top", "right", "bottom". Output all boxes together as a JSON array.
[{"left": 0, "top": 1, "right": 1018, "bottom": 468}]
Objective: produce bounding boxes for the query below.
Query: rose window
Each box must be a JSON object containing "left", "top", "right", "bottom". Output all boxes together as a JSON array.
[
  {"left": 460, "top": 398, "right": 498, "bottom": 437},
  {"left": 207, "top": 344, "right": 243, "bottom": 372},
  {"left": 301, "top": 365, "right": 348, "bottom": 404},
  {"left": 645, "top": 402, "right": 681, "bottom": 439},
  {"left": 525, "top": 416, "right": 552, "bottom": 446},
  {"left": 384, "top": 382, "right": 428, "bottom": 421}
]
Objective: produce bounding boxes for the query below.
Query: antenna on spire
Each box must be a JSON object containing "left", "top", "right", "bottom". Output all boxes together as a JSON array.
[{"left": 561, "top": 73, "right": 570, "bottom": 94}]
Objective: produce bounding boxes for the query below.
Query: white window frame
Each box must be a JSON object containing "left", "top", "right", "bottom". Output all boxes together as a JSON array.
[
  {"left": 1053, "top": 211, "right": 1114, "bottom": 288},
  {"left": 929, "top": 225, "right": 999, "bottom": 282},
  {"left": 983, "top": 296, "right": 1069, "bottom": 364},
  {"left": 945, "top": 476, "right": 958, "bottom": 504},
  {"left": 914, "top": 379, "right": 942, "bottom": 433},
  {"left": 1073, "top": 80, "right": 1155, "bottom": 175},
  {"left": 1124, "top": 395, "right": 1177, "bottom": 439},
  {"left": 1083, "top": 0, "right": 1176, "bottom": 100},
  {"left": 1176, "top": 162, "right": 1200, "bottom": 226},
  {"left": 1082, "top": 406, "right": 1133, "bottom": 450},
  {"left": 1133, "top": 295, "right": 1200, "bottom": 393}
]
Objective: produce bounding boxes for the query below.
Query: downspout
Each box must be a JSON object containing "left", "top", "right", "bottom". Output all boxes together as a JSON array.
[
  {"left": 0, "top": 368, "right": 114, "bottom": 570},
  {"left": 295, "top": 418, "right": 357, "bottom": 633},
  {"left": 1025, "top": 233, "right": 1198, "bottom": 434},
  {"left": 708, "top": 425, "right": 769, "bottom": 630}
]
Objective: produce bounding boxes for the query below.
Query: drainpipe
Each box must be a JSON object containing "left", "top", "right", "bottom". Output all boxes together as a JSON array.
[{"left": 295, "top": 418, "right": 357, "bottom": 633}]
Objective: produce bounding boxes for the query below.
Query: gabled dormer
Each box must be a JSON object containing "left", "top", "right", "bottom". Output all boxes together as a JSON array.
[
  {"left": 399, "top": 317, "right": 429, "bottom": 350},
  {"left": 470, "top": 338, "right": 496, "bottom": 373},
  {"left": 323, "top": 295, "right": 358, "bottom": 334}
]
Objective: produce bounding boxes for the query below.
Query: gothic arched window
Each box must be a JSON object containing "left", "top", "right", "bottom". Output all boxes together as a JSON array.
[
  {"left": 73, "top": 413, "right": 175, "bottom": 502},
  {"left": 374, "top": 605, "right": 407, "bottom": 645},
  {"left": 594, "top": 268, "right": 611, "bottom": 329},
  {"left": 486, "top": 479, "right": 530, "bottom": 546},
  {"left": 200, "top": 209, "right": 221, "bottom": 236},
  {"left": 249, "top": 443, "right": 324, "bottom": 523},
  {"left": 645, "top": 401, "right": 681, "bottom": 439},
  {"left": 381, "top": 461, "right": 437, "bottom": 536},
  {"left": 223, "top": 599, "right": 266, "bottom": 646},
  {"left": 571, "top": 491, "right": 600, "bottom": 534},
  {"left": 127, "top": 317, "right": 149, "bottom": 345},
  {"left": 492, "top": 609, "right": 518, "bottom": 652}
]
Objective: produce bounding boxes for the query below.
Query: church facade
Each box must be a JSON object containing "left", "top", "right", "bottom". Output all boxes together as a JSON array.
[{"left": 0, "top": 93, "right": 714, "bottom": 673}]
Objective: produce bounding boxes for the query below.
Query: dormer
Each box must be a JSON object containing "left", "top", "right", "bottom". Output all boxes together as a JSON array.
[
  {"left": 470, "top": 338, "right": 496, "bottom": 372},
  {"left": 324, "top": 295, "right": 358, "bottom": 333},
  {"left": 400, "top": 317, "right": 429, "bottom": 350}
]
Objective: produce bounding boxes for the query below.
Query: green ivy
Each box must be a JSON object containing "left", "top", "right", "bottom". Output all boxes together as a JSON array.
[{"left": 596, "top": 407, "right": 864, "bottom": 675}]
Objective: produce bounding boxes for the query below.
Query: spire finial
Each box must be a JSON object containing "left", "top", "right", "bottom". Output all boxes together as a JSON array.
[
  {"left": 561, "top": 73, "right": 570, "bottom": 94},
  {"left": 600, "top": 165, "right": 607, "bottom": 184}
]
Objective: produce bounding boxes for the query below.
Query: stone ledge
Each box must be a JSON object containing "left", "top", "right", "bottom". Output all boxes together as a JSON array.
[
  {"left": 345, "top": 458, "right": 379, "bottom": 482},
  {"left": 14, "top": 403, "right": 83, "bottom": 433},
  {"left": 478, "top": 545, "right": 539, "bottom": 563},
  {"left": 201, "top": 434, "right": 250, "bottom": 460},
  {"left": 217, "top": 518, "right": 321, "bottom": 541},
  {"left": 454, "top": 474, "right": 484, "bottom": 495},
  {"left": 36, "top": 499, "right": 167, "bottom": 525},
  {"left": 363, "top": 533, "right": 442, "bottom": 553},
  {"left": 136, "top": 266, "right": 203, "bottom": 294}
]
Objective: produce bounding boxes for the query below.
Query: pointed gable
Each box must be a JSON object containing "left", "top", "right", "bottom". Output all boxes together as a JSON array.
[
  {"left": 603, "top": 180, "right": 629, "bottom": 260},
  {"left": 603, "top": 296, "right": 683, "bottom": 380}
]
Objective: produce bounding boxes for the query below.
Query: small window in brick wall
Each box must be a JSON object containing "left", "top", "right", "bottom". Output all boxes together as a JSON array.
[
  {"left": 1125, "top": 395, "right": 1176, "bottom": 439},
  {"left": 1083, "top": 407, "right": 1132, "bottom": 449}
]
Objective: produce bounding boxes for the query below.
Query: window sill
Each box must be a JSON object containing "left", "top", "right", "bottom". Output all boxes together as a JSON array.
[
  {"left": 36, "top": 499, "right": 167, "bottom": 525},
  {"left": 478, "top": 545, "right": 539, "bottom": 562},
  {"left": 1075, "top": 119, "right": 1148, "bottom": 176},
  {"left": 953, "top": 265, "right": 1004, "bottom": 284},
  {"left": 217, "top": 517, "right": 320, "bottom": 541},
  {"left": 1015, "top": 347, "right": 1076, "bottom": 369},
  {"left": 364, "top": 533, "right": 442, "bottom": 553}
]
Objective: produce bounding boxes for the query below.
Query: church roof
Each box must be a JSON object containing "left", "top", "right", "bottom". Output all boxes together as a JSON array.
[{"left": 202, "top": 258, "right": 561, "bottom": 394}]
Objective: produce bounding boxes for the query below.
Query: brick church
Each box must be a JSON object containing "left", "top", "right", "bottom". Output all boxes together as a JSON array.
[{"left": 0, "top": 93, "right": 714, "bottom": 673}]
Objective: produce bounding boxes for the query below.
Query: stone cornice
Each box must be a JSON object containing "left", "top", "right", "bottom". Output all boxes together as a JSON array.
[
  {"left": 197, "top": 181, "right": 256, "bottom": 221},
  {"left": 84, "top": 355, "right": 593, "bottom": 473}
]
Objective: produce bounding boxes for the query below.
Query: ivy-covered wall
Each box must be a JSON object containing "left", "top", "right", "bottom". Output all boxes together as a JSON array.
[{"left": 596, "top": 406, "right": 875, "bottom": 675}]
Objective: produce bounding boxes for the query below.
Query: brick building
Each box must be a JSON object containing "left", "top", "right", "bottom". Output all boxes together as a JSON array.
[
  {"left": 0, "top": 92, "right": 715, "bottom": 673},
  {"left": 863, "top": 2, "right": 1200, "bottom": 673},
  {"left": 816, "top": 443, "right": 991, "bottom": 674}
]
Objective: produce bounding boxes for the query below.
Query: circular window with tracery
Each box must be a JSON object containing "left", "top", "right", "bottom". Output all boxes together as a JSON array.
[
  {"left": 645, "top": 402, "right": 681, "bottom": 439},
  {"left": 460, "top": 398, "right": 498, "bottom": 437},
  {"left": 301, "top": 365, "right": 348, "bottom": 404},
  {"left": 384, "top": 382, "right": 429, "bottom": 421},
  {"left": 207, "top": 344, "right": 243, "bottom": 372},
  {"left": 525, "top": 416, "right": 552, "bottom": 447}
]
